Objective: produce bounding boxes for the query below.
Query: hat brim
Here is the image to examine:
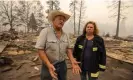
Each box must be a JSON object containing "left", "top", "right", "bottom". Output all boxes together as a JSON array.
[{"left": 48, "top": 10, "right": 70, "bottom": 22}]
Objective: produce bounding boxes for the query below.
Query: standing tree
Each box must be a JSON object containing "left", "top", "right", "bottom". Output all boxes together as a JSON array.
[
  {"left": 116, "top": 0, "right": 121, "bottom": 38},
  {"left": 46, "top": 0, "right": 60, "bottom": 14},
  {"left": 78, "top": 0, "right": 86, "bottom": 35},
  {"left": 32, "top": 1, "right": 45, "bottom": 27},
  {"left": 28, "top": 13, "right": 37, "bottom": 32},
  {"left": 69, "top": 0, "right": 78, "bottom": 35},
  {"left": 16, "top": 1, "right": 33, "bottom": 33},
  {"left": 0, "top": 1, "right": 17, "bottom": 32},
  {"left": 107, "top": 0, "right": 132, "bottom": 38},
  {"left": 16, "top": 1, "right": 44, "bottom": 33}
]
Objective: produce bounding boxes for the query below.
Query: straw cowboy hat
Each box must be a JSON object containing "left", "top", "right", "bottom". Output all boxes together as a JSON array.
[{"left": 48, "top": 10, "right": 70, "bottom": 22}]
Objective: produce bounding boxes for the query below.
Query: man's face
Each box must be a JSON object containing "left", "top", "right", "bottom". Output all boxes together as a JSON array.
[{"left": 53, "top": 15, "right": 66, "bottom": 29}]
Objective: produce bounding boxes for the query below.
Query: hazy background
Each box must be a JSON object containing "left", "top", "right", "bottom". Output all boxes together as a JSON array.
[
  {"left": 0, "top": 0, "right": 133, "bottom": 37},
  {"left": 41, "top": 0, "right": 133, "bottom": 37}
]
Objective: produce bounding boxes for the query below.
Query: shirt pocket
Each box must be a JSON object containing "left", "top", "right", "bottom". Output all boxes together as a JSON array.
[{"left": 46, "top": 40, "right": 58, "bottom": 51}]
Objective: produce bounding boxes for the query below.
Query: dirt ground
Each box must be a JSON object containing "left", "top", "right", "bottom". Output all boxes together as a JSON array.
[
  {"left": 0, "top": 35, "right": 133, "bottom": 80},
  {"left": 0, "top": 51, "right": 133, "bottom": 80}
]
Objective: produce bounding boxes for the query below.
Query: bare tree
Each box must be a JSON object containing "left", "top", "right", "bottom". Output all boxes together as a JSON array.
[
  {"left": 78, "top": 0, "right": 86, "bottom": 35},
  {"left": 15, "top": 1, "right": 33, "bottom": 33},
  {"left": 116, "top": 0, "right": 121, "bottom": 38},
  {"left": 16, "top": 1, "right": 44, "bottom": 33},
  {"left": 107, "top": 0, "right": 132, "bottom": 38},
  {"left": 0, "top": 1, "right": 17, "bottom": 31},
  {"left": 69, "top": 0, "right": 78, "bottom": 35}
]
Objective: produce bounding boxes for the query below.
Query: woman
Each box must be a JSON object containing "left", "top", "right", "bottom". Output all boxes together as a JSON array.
[{"left": 73, "top": 21, "right": 106, "bottom": 80}]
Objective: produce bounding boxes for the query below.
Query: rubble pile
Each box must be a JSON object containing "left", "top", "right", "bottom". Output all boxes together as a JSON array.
[
  {"left": 1, "top": 33, "right": 37, "bottom": 55},
  {"left": 104, "top": 37, "right": 133, "bottom": 64},
  {"left": 0, "top": 33, "right": 133, "bottom": 80},
  {"left": 0, "top": 33, "right": 40, "bottom": 80},
  {"left": 0, "top": 31, "right": 18, "bottom": 41}
]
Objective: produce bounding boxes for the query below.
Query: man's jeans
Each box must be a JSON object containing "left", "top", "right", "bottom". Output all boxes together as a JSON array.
[
  {"left": 41, "top": 61, "right": 67, "bottom": 80},
  {"left": 81, "top": 71, "right": 98, "bottom": 80}
]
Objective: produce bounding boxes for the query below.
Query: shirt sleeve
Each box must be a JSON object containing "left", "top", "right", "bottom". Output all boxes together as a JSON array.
[
  {"left": 35, "top": 28, "right": 48, "bottom": 49},
  {"left": 99, "top": 38, "right": 106, "bottom": 71},
  {"left": 66, "top": 34, "right": 73, "bottom": 49}
]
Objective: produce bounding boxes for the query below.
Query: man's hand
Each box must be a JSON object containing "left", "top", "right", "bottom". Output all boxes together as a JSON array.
[
  {"left": 71, "top": 59, "right": 81, "bottom": 74},
  {"left": 38, "top": 50, "right": 57, "bottom": 79},
  {"left": 47, "top": 63, "right": 58, "bottom": 79},
  {"left": 66, "top": 49, "right": 81, "bottom": 74}
]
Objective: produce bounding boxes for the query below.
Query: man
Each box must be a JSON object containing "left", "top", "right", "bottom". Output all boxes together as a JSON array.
[{"left": 35, "top": 10, "right": 81, "bottom": 80}]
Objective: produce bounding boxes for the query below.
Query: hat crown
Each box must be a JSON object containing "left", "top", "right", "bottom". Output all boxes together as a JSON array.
[{"left": 48, "top": 10, "right": 70, "bottom": 22}]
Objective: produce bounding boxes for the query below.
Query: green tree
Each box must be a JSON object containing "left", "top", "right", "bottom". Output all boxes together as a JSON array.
[
  {"left": 28, "top": 13, "right": 37, "bottom": 32},
  {"left": 46, "top": 0, "right": 60, "bottom": 14}
]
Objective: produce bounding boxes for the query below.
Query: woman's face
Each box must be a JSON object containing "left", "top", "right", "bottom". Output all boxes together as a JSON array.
[{"left": 86, "top": 23, "right": 94, "bottom": 34}]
